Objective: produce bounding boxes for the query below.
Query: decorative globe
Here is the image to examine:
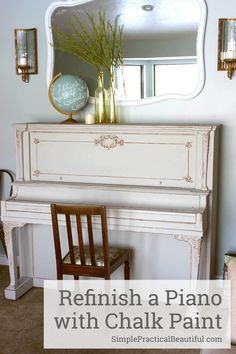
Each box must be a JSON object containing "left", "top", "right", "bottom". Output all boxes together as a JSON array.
[{"left": 48, "top": 73, "right": 89, "bottom": 123}]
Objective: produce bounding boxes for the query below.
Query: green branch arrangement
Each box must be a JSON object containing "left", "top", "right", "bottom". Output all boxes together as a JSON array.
[{"left": 52, "top": 11, "right": 124, "bottom": 77}]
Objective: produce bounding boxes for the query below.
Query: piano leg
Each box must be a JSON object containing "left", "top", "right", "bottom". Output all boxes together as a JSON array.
[
  {"left": 174, "top": 235, "right": 202, "bottom": 280},
  {"left": 3, "top": 222, "right": 33, "bottom": 300}
]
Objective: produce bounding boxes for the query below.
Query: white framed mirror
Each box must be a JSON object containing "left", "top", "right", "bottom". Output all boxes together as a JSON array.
[{"left": 45, "top": 0, "right": 207, "bottom": 106}]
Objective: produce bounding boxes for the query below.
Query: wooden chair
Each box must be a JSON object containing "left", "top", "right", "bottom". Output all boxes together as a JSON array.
[{"left": 50, "top": 204, "right": 130, "bottom": 280}]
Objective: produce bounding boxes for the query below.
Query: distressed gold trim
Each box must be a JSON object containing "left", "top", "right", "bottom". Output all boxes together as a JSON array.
[
  {"left": 95, "top": 135, "right": 124, "bottom": 150},
  {"left": 185, "top": 176, "right": 193, "bottom": 183},
  {"left": 33, "top": 170, "right": 40, "bottom": 177},
  {"left": 185, "top": 141, "right": 193, "bottom": 182},
  {"left": 174, "top": 235, "right": 202, "bottom": 279},
  {"left": 3, "top": 222, "right": 26, "bottom": 245},
  {"left": 185, "top": 142, "right": 192, "bottom": 148}
]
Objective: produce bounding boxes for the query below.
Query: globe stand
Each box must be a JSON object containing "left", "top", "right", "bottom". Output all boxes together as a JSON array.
[
  {"left": 61, "top": 114, "right": 78, "bottom": 124},
  {"left": 48, "top": 73, "right": 89, "bottom": 124}
]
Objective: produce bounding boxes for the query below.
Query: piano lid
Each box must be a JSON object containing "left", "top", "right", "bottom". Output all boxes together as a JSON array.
[{"left": 14, "top": 123, "right": 218, "bottom": 191}]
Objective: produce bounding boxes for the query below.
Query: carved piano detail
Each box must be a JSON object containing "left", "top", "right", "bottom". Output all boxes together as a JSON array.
[{"left": 1, "top": 124, "right": 219, "bottom": 300}]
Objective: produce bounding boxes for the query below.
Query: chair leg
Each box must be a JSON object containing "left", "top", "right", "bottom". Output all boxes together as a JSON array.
[
  {"left": 124, "top": 260, "right": 130, "bottom": 280},
  {"left": 74, "top": 275, "right": 79, "bottom": 280},
  {"left": 57, "top": 273, "right": 63, "bottom": 280}
]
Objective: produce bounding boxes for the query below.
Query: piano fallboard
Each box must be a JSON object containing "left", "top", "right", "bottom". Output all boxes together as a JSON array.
[
  {"left": 15, "top": 123, "right": 215, "bottom": 189},
  {"left": 1, "top": 199, "right": 207, "bottom": 237}
]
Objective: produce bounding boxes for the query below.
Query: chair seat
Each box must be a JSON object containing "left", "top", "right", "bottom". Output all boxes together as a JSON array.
[{"left": 63, "top": 246, "right": 126, "bottom": 267}]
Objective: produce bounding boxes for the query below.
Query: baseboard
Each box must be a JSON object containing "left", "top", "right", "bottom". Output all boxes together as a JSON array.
[
  {"left": 0, "top": 254, "right": 8, "bottom": 265},
  {"left": 33, "top": 277, "right": 47, "bottom": 288},
  {"left": 33, "top": 275, "right": 73, "bottom": 288}
]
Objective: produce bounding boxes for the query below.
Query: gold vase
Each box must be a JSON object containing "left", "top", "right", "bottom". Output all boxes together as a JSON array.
[
  {"left": 106, "top": 75, "right": 119, "bottom": 124},
  {"left": 95, "top": 72, "right": 107, "bottom": 124}
]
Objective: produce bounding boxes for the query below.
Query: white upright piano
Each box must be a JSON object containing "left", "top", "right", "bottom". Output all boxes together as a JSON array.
[{"left": 1, "top": 123, "right": 219, "bottom": 299}]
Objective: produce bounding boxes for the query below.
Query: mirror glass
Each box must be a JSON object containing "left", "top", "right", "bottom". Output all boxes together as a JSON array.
[{"left": 46, "top": 0, "right": 206, "bottom": 105}]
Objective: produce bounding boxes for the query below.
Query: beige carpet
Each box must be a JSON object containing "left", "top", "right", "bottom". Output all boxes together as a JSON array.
[{"left": 0, "top": 266, "right": 200, "bottom": 354}]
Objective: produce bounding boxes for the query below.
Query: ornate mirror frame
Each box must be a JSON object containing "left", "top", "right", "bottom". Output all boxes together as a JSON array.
[{"left": 45, "top": 0, "right": 207, "bottom": 106}]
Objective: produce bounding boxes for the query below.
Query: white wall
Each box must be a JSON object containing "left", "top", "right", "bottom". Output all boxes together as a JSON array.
[{"left": 0, "top": 0, "right": 236, "bottom": 276}]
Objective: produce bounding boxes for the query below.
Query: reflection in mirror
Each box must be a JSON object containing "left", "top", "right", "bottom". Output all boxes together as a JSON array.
[{"left": 46, "top": 0, "right": 206, "bottom": 105}]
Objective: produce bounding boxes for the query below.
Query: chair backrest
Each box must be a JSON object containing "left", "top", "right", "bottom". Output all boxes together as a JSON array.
[
  {"left": 0, "top": 169, "right": 14, "bottom": 256},
  {"left": 0, "top": 169, "right": 14, "bottom": 199},
  {"left": 50, "top": 204, "right": 110, "bottom": 277}
]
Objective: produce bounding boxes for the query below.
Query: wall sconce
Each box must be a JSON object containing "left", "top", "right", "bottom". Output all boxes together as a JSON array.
[
  {"left": 14, "top": 28, "right": 38, "bottom": 83},
  {"left": 218, "top": 19, "right": 236, "bottom": 80}
]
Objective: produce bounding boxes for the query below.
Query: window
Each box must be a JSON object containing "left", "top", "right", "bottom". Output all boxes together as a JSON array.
[
  {"left": 116, "top": 65, "right": 143, "bottom": 100},
  {"left": 154, "top": 63, "right": 198, "bottom": 96},
  {"left": 116, "top": 57, "right": 198, "bottom": 100}
]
